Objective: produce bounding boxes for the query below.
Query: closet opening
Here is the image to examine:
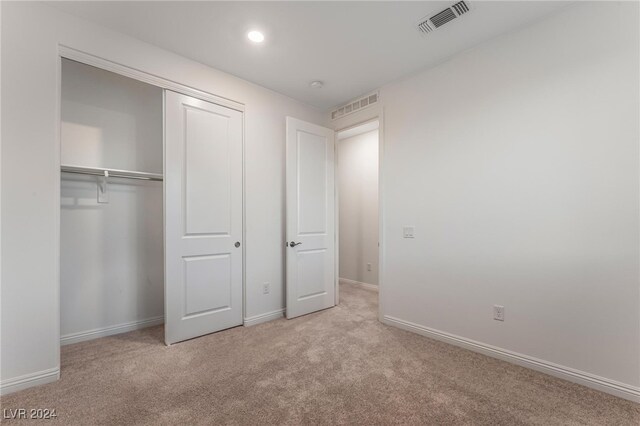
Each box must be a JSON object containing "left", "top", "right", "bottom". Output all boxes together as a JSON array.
[
  {"left": 59, "top": 52, "right": 245, "bottom": 362},
  {"left": 60, "top": 58, "right": 165, "bottom": 347},
  {"left": 337, "top": 120, "right": 380, "bottom": 296}
]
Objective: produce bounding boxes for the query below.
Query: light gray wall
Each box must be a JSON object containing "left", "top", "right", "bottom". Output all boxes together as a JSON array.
[
  {"left": 1, "top": 1, "right": 324, "bottom": 392},
  {"left": 338, "top": 129, "right": 378, "bottom": 285},
  {"left": 60, "top": 60, "right": 164, "bottom": 341},
  {"left": 61, "top": 59, "right": 163, "bottom": 173},
  {"left": 379, "top": 1, "right": 639, "bottom": 395}
]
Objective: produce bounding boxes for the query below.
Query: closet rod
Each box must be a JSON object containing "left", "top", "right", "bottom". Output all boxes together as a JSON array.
[{"left": 61, "top": 165, "right": 163, "bottom": 181}]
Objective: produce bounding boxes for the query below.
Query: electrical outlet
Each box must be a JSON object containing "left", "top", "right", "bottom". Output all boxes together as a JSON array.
[
  {"left": 493, "top": 305, "right": 505, "bottom": 321},
  {"left": 367, "top": 263, "right": 372, "bottom": 272},
  {"left": 263, "top": 282, "right": 270, "bottom": 295},
  {"left": 403, "top": 226, "right": 415, "bottom": 238}
]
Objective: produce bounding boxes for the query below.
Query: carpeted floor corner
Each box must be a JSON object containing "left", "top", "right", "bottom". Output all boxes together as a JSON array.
[{"left": 1, "top": 285, "right": 638, "bottom": 425}]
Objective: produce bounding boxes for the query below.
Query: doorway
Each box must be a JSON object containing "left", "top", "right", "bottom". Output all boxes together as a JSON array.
[
  {"left": 59, "top": 58, "right": 166, "bottom": 346},
  {"left": 58, "top": 53, "right": 245, "bottom": 358},
  {"left": 337, "top": 121, "right": 380, "bottom": 293}
]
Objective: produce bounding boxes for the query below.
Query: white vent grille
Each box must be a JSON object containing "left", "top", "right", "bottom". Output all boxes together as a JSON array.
[
  {"left": 452, "top": 1, "right": 470, "bottom": 16},
  {"left": 417, "top": 1, "right": 471, "bottom": 35},
  {"left": 331, "top": 92, "right": 379, "bottom": 121},
  {"left": 430, "top": 7, "right": 456, "bottom": 28},
  {"left": 417, "top": 19, "right": 434, "bottom": 34}
]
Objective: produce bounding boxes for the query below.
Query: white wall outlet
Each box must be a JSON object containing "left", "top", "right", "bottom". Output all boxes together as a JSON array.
[
  {"left": 493, "top": 305, "right": 505, "bottom": 321},
  {"left": 263, "top": 282, "right": 270, "bottom": 295},
  {"left": 403, "top": 226, "right": 415, "bottom": 238},
  {"left": 367, "top": 263, "right": 372, "bottom": 271}
]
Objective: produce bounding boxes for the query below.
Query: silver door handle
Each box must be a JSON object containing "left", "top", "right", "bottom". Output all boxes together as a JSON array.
[{"left": 289, "top": 241, "right": 302, "bottom": 247}]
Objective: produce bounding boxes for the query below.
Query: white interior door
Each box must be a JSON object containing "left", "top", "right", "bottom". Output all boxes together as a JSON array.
[
  {"left": 165, "top": 91, "right": 243, "bottom": 344},
  {"left": 286, "top": 117, "right": 336, "bottom": 319}
]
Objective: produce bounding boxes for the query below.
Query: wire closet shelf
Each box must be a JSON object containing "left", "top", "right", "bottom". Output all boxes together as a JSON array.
[{"left": 61, "top": 165, "right": 163, "bottom": 181}]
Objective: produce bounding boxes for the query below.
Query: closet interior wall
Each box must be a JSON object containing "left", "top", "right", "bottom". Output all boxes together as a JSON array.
[{"left": 60, "top": 59, "right": 164, "bottom": 344}]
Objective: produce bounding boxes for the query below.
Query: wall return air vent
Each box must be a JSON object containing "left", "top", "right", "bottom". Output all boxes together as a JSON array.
[
  {"left": 417, "top": 1, "right": 471, "bottom": 35},
  {"left": 331, "top": 92, "right": 379, "bottom": 121}
]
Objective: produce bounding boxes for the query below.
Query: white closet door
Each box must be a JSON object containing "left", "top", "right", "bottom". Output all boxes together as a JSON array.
[
  {"left": 285, "top": 117, "right": 336, "bottom": 319},
  {"left": 165, "top": 91, "right": 243, "bottom": 345}
]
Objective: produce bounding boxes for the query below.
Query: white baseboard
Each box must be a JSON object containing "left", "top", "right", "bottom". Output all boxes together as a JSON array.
[
  {"left": 0, "top": 367, "right": 60, "bottom": 395},
  {"left": 382, "top": 315, "right": 640, "bottom": 403},
  {"left": 339, "top": 277, "right": 378, "bottom": 292},
  {"left": 244, "top": 309, "right": 285, "bottom": 327},
  {"left": 61, "top": 315, "right": 165, "bottom": 346}
]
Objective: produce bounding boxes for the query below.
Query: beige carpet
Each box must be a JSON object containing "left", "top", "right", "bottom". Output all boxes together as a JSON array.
[{"left": 1, "top": 285, "right": 638, "bottom": 425}]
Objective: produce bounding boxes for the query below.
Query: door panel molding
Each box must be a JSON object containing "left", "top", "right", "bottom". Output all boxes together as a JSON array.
[
  {"left": 285, "top": 117, "right": 336, "bottom": 319},
  {"left": 165, "top": 91, "right": 243, "bottom": 344}
]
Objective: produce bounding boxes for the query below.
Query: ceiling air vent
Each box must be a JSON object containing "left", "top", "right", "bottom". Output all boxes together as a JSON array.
[
  {"left": 417, "top": 1, "right": 471, "bottom": 35},
  {"left": 452, "top": 1, "right": 470, "bottom": 15},
  {"left": 430, "top": 7, "right": 457, "bottom": 28},
  {"left": 417, "top": 19, "right": 434, "bottom": 34},
  {"left": 331, "top": 92, "right": 379, "bottom": 121}
]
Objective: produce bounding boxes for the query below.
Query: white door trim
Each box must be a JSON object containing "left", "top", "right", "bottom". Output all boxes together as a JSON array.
[{"left": 59, "top": 45, "right": 245, "bottom": 112}]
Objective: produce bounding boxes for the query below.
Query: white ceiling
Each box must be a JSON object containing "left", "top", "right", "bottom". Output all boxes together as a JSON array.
[{"left": 51, "top": 1, "right": 572, "bottom": 110}]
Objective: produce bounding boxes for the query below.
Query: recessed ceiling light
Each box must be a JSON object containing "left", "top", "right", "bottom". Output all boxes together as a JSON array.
[
  {"left": 247, "top": 30, "right": 265, "bottom": 43},
  {"left": 309, "top": 80, "right": 324, "bottom": 89}
]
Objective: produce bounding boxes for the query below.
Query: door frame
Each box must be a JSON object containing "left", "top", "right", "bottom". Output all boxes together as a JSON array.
[
  {"left": 55, "top": 46, "right": 247, "bottom": 353},
  {"left": 331, "top": 108, "right": 385, "bottom": 321}
]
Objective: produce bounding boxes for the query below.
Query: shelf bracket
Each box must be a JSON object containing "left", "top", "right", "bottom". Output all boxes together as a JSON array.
[{"left": 97, "top": 170, "right": 109, "bottom": 204}]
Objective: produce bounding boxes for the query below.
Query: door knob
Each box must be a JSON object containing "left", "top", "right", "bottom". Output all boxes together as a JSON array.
[
  {"left": 289, "top": 241, "right": 302, "bottom": 247},
  {"left": 235, "top": 242, "right": 241, "bottom": 248}
]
